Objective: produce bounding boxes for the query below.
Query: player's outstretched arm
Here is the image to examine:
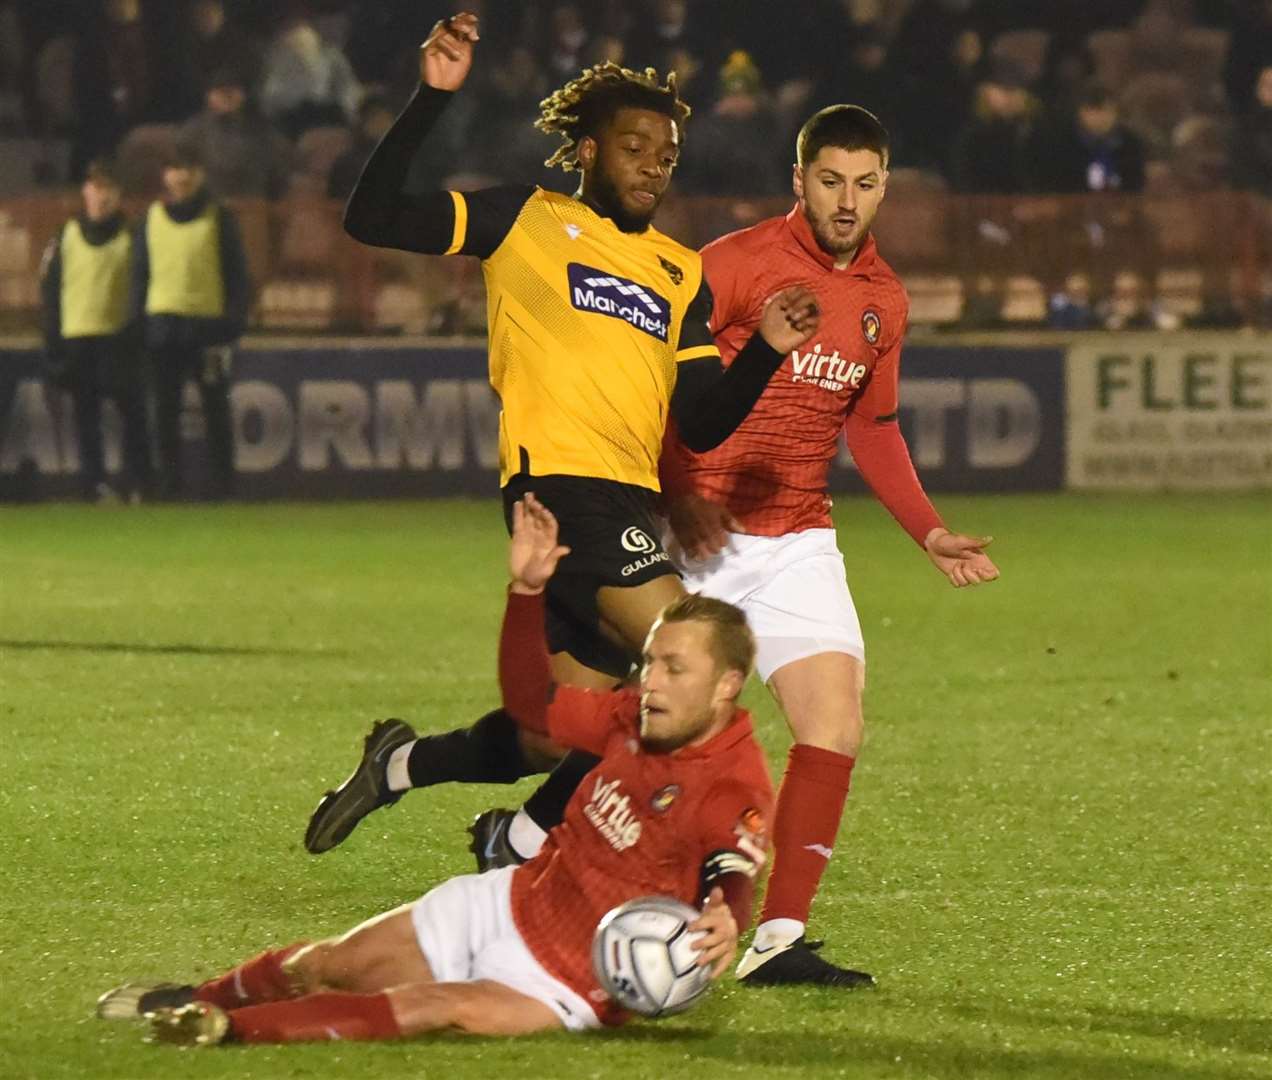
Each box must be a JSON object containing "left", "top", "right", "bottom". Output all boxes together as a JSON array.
[
  {"left": 345, "top": 13, "right": 526, "bottom": 255},
  {"left": 671, "top": 285, "right": 821, "bottom": 453}
]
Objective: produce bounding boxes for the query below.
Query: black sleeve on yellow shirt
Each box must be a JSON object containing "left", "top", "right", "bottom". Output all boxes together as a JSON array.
[{"left": 343, "top": 85, "right": 533, "bottom": 259}]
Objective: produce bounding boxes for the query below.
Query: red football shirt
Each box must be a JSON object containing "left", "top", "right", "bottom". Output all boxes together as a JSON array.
[
  {"left": 509, "top": 686, "right": 774, "bottom": 1026},
  {"left": 662, "top": 206, "right": 942, "bottom": 543}
]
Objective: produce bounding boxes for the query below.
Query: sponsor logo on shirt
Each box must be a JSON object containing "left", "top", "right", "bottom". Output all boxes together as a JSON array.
[
  {"left": 790, "top": 343, "right": 869, "bottom": 393},
  {"left": 568, "top": 262, "right": 671, "bottom": 342},
  {"left": 583, "top": 774, "right": 643, "bottom": 852}
]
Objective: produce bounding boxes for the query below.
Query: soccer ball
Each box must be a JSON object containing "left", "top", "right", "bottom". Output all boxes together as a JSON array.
[{"left": 591, "top": 895, "right": 712, "bottom": 1018}]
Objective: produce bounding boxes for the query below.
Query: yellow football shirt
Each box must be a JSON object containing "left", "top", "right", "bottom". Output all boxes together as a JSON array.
[{"left": 448, "top": 187, "right": 719, "bottom": 490}]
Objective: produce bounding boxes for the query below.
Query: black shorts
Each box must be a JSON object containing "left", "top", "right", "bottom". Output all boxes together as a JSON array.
[{"left": 501, "top": 473, "right": 679, "bottom": 676}]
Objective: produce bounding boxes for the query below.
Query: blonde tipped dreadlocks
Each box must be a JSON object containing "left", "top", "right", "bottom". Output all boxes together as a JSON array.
[{"left": 536, "top": 61, "right": 691, "bottom": 172}]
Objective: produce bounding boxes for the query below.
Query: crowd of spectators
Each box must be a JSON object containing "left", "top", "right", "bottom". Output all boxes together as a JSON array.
[
  {"left": 1, "top": 0, "right": 1269, "bottom": 201},
  {"left": 0, "top": 0, "right": 1268, "bottom": 335}
]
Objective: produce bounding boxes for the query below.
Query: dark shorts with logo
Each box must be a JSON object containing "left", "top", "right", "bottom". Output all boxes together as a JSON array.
[{"left": 501, "top": 473, "right": 679, "bottom": 677}]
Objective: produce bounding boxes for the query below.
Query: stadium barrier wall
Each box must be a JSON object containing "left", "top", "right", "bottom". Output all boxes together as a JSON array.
[{"left": 1, "top": 335, "right": 1267, "bottom": 500}]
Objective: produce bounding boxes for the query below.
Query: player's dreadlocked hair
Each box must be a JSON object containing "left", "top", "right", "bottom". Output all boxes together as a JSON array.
[{"left": 536, "top": 61, "right": 690, "bottom": 172}]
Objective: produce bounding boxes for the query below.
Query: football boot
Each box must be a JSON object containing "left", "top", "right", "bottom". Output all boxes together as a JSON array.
[{"left": 304, "top": 719, "right": 416, "bottom": 854}]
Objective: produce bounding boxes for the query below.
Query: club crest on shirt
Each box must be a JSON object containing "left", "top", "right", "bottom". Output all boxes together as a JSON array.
[
  {"left": 650, "top": 784, "right": 680, "bottom": 812},
  {"left": 658, "top": 255, "right": 684, "bottom": 285},
  {"left": 862, "top": 308, "right": 882, "bottom": 344}
]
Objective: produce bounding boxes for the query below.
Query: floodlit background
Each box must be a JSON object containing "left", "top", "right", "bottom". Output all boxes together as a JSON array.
[{"left": 1, "top": 3, "right": 1269, "bottom": 1079}]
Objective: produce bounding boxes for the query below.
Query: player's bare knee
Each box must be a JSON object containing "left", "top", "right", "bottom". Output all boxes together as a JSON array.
[
  {"left": 283, "top": 940, "right": 337, "bottom": 991},
  {"left": 791, "top": 705, "right": 864, "bottom": 757},
  {"left": 384, "top": 982, "right": 455, "bottom": 1035}
]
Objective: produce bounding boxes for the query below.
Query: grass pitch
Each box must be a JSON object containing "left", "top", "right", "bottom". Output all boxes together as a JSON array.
[{"left": 1, "top": 493, "right": 1268, "bottom": 1080}]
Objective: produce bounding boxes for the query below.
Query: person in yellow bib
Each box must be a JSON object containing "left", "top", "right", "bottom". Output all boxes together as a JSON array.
[
  {"left": 39, "top": 160, "right": 152, "bottom": 502},
  {"left": 305, "top": 12, "right": 819, "bottom": 861},
  {"left": 131, "top": 143, "right": 250, "bottom": 500}
]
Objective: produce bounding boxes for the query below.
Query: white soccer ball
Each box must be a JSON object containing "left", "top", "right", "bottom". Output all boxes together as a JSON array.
[{"left": 591, "top": 895, "right": 713, "bottom": 1018}]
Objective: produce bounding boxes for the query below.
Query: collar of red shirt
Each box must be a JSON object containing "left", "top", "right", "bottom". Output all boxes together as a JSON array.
[{"left": 784, "top": 202, "right": 877, "bottom": 274}]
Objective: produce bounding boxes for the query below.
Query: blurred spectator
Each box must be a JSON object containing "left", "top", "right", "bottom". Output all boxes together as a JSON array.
[
  {"left": 809, "top": 25, "right": 922, "bottom": 165},
  {"left": 583, "top": 34, "right": 626, "bottom": 68},
  {"left": 627, "top": 0, "right": 695, "bottom": 67},
  {"left": 173, "top": 0, "right": 261, "bottom": 120},
  {"left": 1224, "top": 0, "right": 1272, "bottom": 112},
  {"left": 1232, "top": 64, "right": 1272, "bottom": 195},
  {"left": 1125, "top": 0, "right": 1190, "bottom": 80},
  {"left": 328, "top": 93, "right": 395, "bottom": 200},
  {"left": 1047, "top": 272, "right": 1100, "bottom": 329},
  {"left": 544, "top": 3, "right": 590, "bottom": 81},
  {"left": 178, "top": 68, "right": 292, "bottom": 198},
  {"left": 949, "top": 60, "right": 1041, "bottom": 192},
  {"left": 72, "top": 0, "right": 156, "bottom": 176},
  {"left": 132, "top": 143, "right": 249, "bottom": 500},
  {"left": 39, "top": 160, "right": 152, "bottom": 502},
  {"left": 1031, "top": 82, "right": 1146, "bottom": 192},
  {"left": 469, "top": 45, "right": 558, "bottom": 186},
  {"left": 0, "top": 1, "right": 22, "bottom": 132},
  {"left": 261, "top": 14, "right": 361, "bottom": 138},
  {"left": 594, "top": 0, "right": 636, "bottom": 43},
  {"left": 1170, "top": 114, "right": 1231, "bottom": 188},
  {"left": 659, "top": 45, "right": 703, "bottom": 102},
  {"left": 903, "top": 28, "right": 986, "bottom": 172},
  {"left": 677, "top": 50, "right": 783, "bottom": 196},
  {"left": 812, "top": 25, "right": 897, "bottom": 116},
  {"left": 893, "top": 0, "right": 989, "bottom": 76},
  {"left": 1100, "top": 270, "right": 1173, "bottom": 330}
]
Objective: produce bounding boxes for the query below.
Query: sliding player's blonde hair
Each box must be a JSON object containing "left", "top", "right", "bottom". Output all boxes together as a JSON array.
[
  {"left": 536, "top": 61, "right": 691, "bottom": 172},
  {"left": 658, "top": 594, "right": 756, "bottom": 678}
]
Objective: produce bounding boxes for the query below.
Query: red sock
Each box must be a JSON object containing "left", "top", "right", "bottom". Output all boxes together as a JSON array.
[
  {"left": 194, "top": 943, "right": 308, "bottom": 1010},
  {"left": 227, "top": 991, "right": 401, "bottom": 1043},
  {"left": 760, "top": 744, "right": 855, "bottom": 925}
]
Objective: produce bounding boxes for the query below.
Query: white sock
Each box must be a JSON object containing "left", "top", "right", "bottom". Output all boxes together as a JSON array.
[
  {"left": 386, "top": 741, "right": 415, "bottom": 792},
  {"left": 753, "top": 918, "right": 805, "bottom": 951},
  {"left": 507, "top": 809, "right": 548, "bottom": 860}
]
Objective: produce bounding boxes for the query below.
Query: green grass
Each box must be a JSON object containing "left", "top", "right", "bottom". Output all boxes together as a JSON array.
[{"left": 1, "top": 493, "right": 1269, "bottom": 1080}]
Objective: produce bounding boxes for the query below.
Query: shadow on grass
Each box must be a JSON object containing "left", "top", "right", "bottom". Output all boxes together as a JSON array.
[
  {"left": 0, "top": 638, "right": 345, "bottom": 658},
  {"left": 677, "top": 1029, "right": 1258, "bottom": 1079},
  {"left": 932, "top": 996, "right": 1272, "bottom": 1058}
]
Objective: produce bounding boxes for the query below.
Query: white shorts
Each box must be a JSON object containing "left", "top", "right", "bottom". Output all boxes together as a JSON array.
[
  {"left": 667, "top": 527, "right": 865, "bottom": 682},
  {"left": 410, "top": 865, "right": 600, "bottom": 1032}
]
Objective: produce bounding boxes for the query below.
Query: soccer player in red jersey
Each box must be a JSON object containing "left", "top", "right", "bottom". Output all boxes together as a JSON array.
[
  {"left": 97, "top": 496, "right": 774, "bottom": 1045},
  {"left": 658, "top": 104, "right": 1000, "bottom": 987}
]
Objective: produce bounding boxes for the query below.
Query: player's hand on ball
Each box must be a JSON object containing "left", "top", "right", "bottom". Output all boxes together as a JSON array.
[
  {"left": 667, "top": 494, "right": 740, "bottom": 560},
  {"left": 758, "top": 285, "right": 820, "bottom": 354},
  {"left": 509, "top": 494, "right": 570, "bottom": 593},
  {"left": 688, "top": 887, "right": 738, "bottom": 979},
  {"left": 923, "top": 527, "right": 999, "bottom": 588},
  {"left": 420, "top": 12, "right": 479, "bottom": 91}
]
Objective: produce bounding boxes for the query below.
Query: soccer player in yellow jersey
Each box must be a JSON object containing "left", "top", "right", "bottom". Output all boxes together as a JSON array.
[{"left": 305, "top": 12, "right": 818, "bottom": 858}]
